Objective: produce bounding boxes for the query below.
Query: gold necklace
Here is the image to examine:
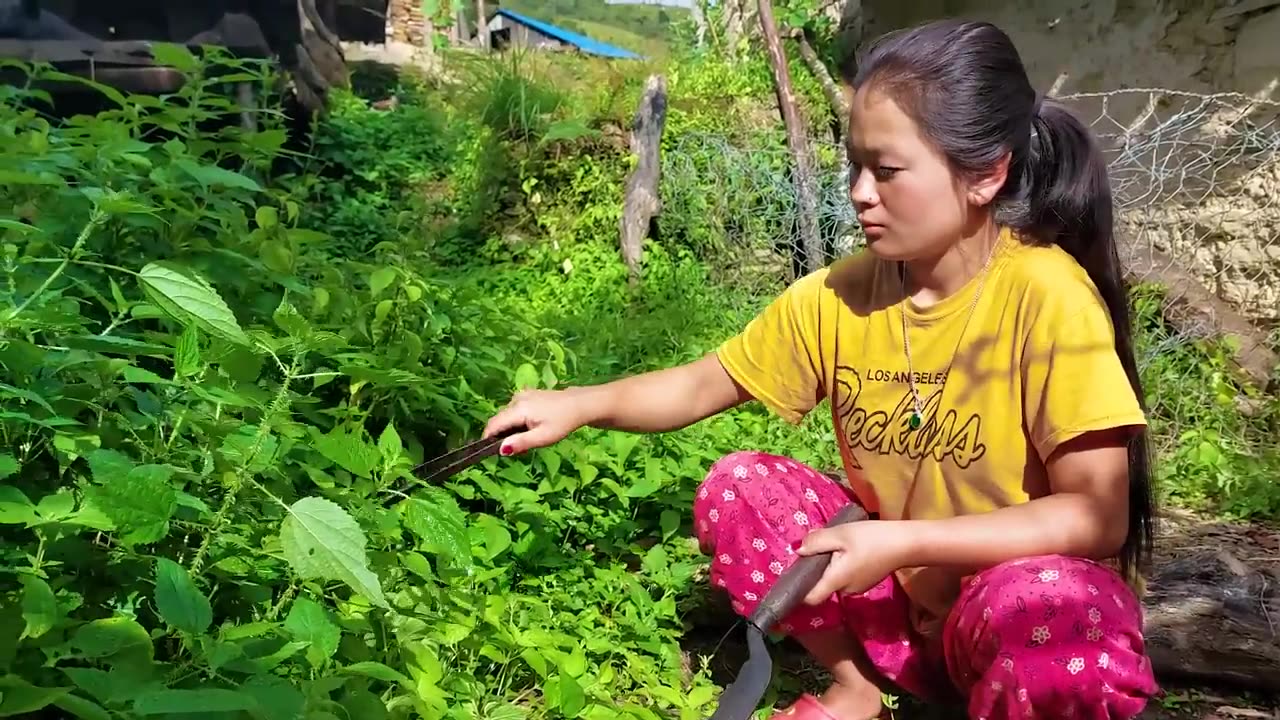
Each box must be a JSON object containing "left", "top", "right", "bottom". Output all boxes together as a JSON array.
[{"left": 899, "top": 239, "right": 999, "bottom": 430}]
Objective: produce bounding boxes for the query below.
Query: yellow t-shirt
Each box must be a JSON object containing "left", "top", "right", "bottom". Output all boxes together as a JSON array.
[{"left": 716, "top": 227, "right": 1147, "bottom": 638}]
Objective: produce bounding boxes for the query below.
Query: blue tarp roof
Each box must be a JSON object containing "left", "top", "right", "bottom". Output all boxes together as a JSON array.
[{"left": 492, "top": 8, "right": 643, "bottom": 60}]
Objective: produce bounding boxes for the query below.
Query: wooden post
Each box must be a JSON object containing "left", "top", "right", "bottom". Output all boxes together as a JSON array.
[
  {"left": 756, "top": 0, "right": 823, "bottom": 276},
  {"left": 619, "top": 74, "right": 669, "bottom": 282},
  {"left": 475, "top": 0, "right": 490, "bottom": 49}
]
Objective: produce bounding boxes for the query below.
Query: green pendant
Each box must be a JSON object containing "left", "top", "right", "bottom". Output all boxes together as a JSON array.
[{"left": 908, "top": 412, "right": 922, "bottom": 430}]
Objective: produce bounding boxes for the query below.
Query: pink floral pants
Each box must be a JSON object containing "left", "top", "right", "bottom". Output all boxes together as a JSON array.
[{"left": 693, "top": 451, "right": 1160, "bottom": 720}]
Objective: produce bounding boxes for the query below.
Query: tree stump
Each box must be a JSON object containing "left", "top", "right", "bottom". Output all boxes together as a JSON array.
[{"left": 618, "top": 74, "right": 668, "bottom": 282}]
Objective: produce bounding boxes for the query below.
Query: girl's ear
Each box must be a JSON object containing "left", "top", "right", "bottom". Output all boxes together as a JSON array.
[{"left": 968, "top": 150, "right": 1011, "bottom": 207}]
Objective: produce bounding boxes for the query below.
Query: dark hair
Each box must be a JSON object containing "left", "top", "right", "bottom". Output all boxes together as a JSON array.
[{"left": 846, "top": 19, "right": 1155, "bottom": 578}]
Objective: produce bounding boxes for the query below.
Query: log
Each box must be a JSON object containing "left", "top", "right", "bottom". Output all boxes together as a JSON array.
[
  {"left": 1141, "top": 508, "right": 1280, "bottom": 692},
  {"left": 756, "top": 0, "right": 824, "bottom": 276},
  {"left": 682, "top": 506, "right": 1280, "bottom": 694},
  {"left": 618, "top": 74, "right": 668, "bottom": 282},
  {"left": 1119, "top": 239, "right": 1279, "bottom": 392}
]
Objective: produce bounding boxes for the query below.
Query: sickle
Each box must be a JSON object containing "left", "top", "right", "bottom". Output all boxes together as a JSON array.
[{"left": 707, "top": 502, "right": 870, "bottom": 720}]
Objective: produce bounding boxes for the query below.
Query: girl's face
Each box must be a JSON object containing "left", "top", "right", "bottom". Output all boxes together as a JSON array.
[{"left": 845, "top": 86, "right": 989, "bottom": 263}]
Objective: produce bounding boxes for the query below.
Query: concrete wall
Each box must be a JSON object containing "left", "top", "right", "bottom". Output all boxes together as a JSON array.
[
  {"left": 857, "top": 0, "right": 1280, "bottom": 323},
  {"left": 861, "top": 0, "right": 1280, "bottom": 98}
]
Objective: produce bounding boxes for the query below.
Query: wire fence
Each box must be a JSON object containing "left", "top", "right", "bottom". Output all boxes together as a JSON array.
[
  {"left": 659, "top": 87, "right": 1280, "bottom": 330},
  {"left": 660, "top": 87, "right": 1280, "bottom": 319},
  {"left": 657, "top": 88, "right": 1280, "bottom": 459}
]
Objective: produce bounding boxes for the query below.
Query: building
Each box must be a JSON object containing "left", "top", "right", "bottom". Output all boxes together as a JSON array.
[{"left": 484, "top": 8, "right": 642, "bottom": 59}]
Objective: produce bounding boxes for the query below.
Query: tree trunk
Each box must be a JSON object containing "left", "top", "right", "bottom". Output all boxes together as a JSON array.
[
  {"left": 791, "top": 28, "right": 849, "bottom": 138},
  {"left": 723, "top": 0, "right": 750, "bottom": 56},
  {"left": 757, "top": 0, "right": 824, "bottom": 276},
  {"left": 689, "top": 0, "right": 709, "bottom": 48},
  {"left": 475, "top": 0, "right": 490, "bottom": 49},
  {"left": 619, "top": 75, "right": 669, "bottom": 282}
]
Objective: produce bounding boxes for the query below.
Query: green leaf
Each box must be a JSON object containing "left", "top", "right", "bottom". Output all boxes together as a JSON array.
[
  {"left": 86, "top": 449, "right": 133, "bottom": 484},
  {"left": 368, "top": 267, "right": 397, "bottom": 298},
  {"left": 0, "top": 486, "right": 36, "bottom": 525},
  {"left": 219, "top": 426, "right": 278, "bottom": 474},
  {"left": 272, "top": 297, "right": 311, "bottom": 339},
  {"left": 122, "top": 364, "right": 171, "bottom": 385},
  {"left": 0, "top": 454, "right": 17, "bottom": 481},
  {"left": 154, "top": 558, "right": 211, "bottom": 635},
  {"left": 339, "top": 661, "right": 412, "bottom": 687},
  {"left": 399, "top": 488, "right": 471, "bottom": 571},
  {"left": 312, "top": 425, "right": 379, "bottom": 479},
  {"left": 19, "top": 575, "right": 57, "bottom": 640},
  {"left": 283, "top": 596, "right": 340, "bottom": 667},
  {"left": 133, "top": 688, "right": 257, "bottom": 715},
  {"left": 173, "top": 157, "right": 262, "bottom": 192},
  {"left": 255, "top": 205, "right": 279, "bottom": 229},
  {"left": 552, "top": 672, "right": 586, "bottom": 716},
  {"left": 377, "top": 422, "right": 402, "bottom": 465},
  {"left": 138, "top": 262, "right": 249, "bottom": 347},
  {"left": 0, "top": 675, "right": 67, "bottom": 717},
  {"left": 83, "top": 464, "right": 178, "bottom": 546},
  {"left": 280, "top": 497, "right": 387, "bottom": 608},
  {"left": 174, "top": 323, "right": 201, "bottom": 377},
  {"left": 513, "top": 362, "right": 539, "bottom": 391},
  {"left": 51, "top": 693, "right": 112, "bottom": 720},
  {"left": 149, "top": 42, "right": 199, "bottom": 72},
  {"left": 67, "top": 617, "right": 154, "bottom": 667}
]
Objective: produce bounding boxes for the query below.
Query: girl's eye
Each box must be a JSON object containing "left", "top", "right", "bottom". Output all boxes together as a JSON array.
[{"left": 874, "top": 166, "right": 900, "bottom": 181}]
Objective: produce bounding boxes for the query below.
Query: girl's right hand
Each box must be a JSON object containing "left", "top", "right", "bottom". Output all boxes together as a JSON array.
[{"left": 482, "top": 387, "right": 597, "bottom": 456}]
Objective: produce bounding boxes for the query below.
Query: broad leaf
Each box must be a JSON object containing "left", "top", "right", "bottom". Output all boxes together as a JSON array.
[
  {"left": 400, "top": 488, "right": 471, "bottom": 571},
  {"left": 312, "top": 426, "right": 379, "bottom": 479},
  {"left": 0, "top": 454, "right": 17, "bottom": 482},
  {"left": 280, "top": 497, "right": 387, "bottom": 608},
  {"left": 83, "top": 465, "right": 178, "bottom": 546},
  {"left": 154, "top": 558, "right": 211, "bottom": 635},
  {"left": 132, "top": 688, "right": 257, "bottom": 715},
  {"left": 137, "top": 262, "right": 249, "bottom": 347},
  {"left": 19, "top": 576, "right": 57, "bottom": 640},
  {"left": 174, "top": 323, "right": 201, "bottom": 377},
  {"left": 283, "top": 596, "right": 340, "bottom": 667}
]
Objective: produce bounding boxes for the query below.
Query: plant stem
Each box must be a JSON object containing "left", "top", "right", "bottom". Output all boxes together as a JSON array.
[{"left": 3, "top": 210, "right": 107, "bottom": 325}]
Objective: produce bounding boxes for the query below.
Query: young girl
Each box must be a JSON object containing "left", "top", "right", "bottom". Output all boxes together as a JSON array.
[{"left": 483, "top": 18, "right": 1160, "bottom": 720}]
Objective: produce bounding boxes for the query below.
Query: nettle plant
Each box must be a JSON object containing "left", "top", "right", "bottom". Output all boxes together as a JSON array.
[{"left": 0, "top": 49, "right": 729, "bottom": 720}]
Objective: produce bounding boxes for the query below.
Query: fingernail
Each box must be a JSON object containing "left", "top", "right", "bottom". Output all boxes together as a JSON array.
[{"left": 499, "top": 442, "right": 513, "bottom": 456}]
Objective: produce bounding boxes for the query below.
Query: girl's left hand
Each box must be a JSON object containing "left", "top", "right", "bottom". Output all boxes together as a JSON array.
[{"left": 795, "top": 519, "right": 915, "bottom": 605}]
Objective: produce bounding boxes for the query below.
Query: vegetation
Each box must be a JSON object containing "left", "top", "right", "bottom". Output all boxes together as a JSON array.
[{"left": 0, "top": 23, "right": 1277, "bottom": 720}]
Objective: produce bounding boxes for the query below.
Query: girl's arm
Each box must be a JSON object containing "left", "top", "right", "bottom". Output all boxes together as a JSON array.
[
  {"left": 485, "top": 353, "right": 754, "bottom": 454},
  {"left": 901, "top": 427, "right": 1132, "bottom": 568}
]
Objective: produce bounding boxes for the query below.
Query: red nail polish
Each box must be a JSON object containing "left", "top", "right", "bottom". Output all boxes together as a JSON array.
[{"left": 499, "top": 443, "right": 512, "bottom": 456}]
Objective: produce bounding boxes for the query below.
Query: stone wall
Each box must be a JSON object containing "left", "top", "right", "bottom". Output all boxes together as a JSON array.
[
  {"left": 385, "top": 0, "right": 427, "bottom": 46},
  {"left": 859, "top": 0, "right": 1280, "bottom": 323}
]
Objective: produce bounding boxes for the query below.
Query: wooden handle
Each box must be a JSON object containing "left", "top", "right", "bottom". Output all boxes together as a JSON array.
[{"left": 747, "top": 502, "right": 870, "bottom": 632}]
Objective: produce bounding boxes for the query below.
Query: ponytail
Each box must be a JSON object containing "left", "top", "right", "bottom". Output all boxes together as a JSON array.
[
  {"left": 848, "top": 19, "right": 1156, "bottom": 580},
  {"left": 1016, "top": 97, "right": 1156, "bottom": 580}
]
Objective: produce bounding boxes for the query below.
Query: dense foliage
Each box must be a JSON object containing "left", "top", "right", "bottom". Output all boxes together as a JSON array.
[{"left": 0, "top": 36, "right": 1276, "bottom": 720}]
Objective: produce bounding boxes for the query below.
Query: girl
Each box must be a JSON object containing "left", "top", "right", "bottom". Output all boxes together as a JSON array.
[{"left": 483, "top": 18, "right": 1160, "bottom": 720}]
